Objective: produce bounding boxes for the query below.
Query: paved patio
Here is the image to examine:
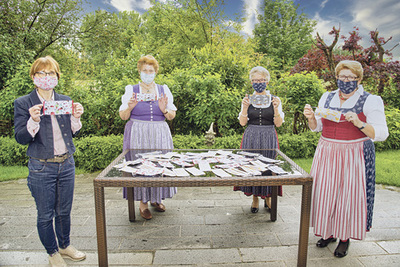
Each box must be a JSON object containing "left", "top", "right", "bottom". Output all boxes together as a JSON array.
[{"left": 1, "top": 173, "right": 400, "bottom": 266}]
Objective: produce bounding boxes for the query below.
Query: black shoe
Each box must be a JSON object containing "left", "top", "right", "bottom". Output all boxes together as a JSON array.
[
  {"left": 251, "top": 207, "right": 259, "bottom": 213},
  {"left": 334, "top": 240, "right": 350, "bottom": 258},
  {"left": 316, "top": 237, "right": 337, "bottom": 248}
]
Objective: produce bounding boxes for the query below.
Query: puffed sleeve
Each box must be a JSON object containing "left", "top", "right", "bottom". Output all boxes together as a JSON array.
[
  {"left": 119, "top": 85, "right": 134, "bottom": 112},
  {"left": 364, "top": 95, "right": 389, "bottom": 142},
  {"left": 162, "top": 84, "right": 177, "bottom": 111},
  {"left": 310, "top": 92, "right": 329, "bottom": 132},
  {"left": 238, "top": 104, "right": 249, "bottom": 120},
  {"left": 275, "top": 96, "right": 285, "bottom": 122}
]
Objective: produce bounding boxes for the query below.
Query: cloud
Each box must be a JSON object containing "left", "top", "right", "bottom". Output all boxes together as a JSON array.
[
  {"left": 311, "top": 0, "right": 400, "bottom": 59},
  {"left": 109, "top": 0, "right": 153, "bottom": 12},
  {"left": 241, "top": 0, "right": 262, "bottom": 37},
  {"left": 320, "top": 0, "right": 329, "bottom": 9},
  {"left": 351, "top": 0, "right": 400, "bottom": 58}
]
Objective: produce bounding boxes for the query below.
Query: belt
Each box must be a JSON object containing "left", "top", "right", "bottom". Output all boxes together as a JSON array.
[{"left": 31, "top": 153, "right": 71, "bottom": 163}]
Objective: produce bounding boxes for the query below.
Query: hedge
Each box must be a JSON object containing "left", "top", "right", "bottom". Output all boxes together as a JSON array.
[{"left": 1, "top": 126, "right": 398, "bottom": 172}]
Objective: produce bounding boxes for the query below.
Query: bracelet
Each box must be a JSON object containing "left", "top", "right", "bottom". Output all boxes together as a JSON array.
[
  {"left": 163, "top": 109, "right": 168, "bottom": 114},
  {"left": 358, "top": 122, "right": 367, "bottom": 130},
  {"left": 274, "top": 114, "right": 280, "bottom": 118},
  {"left": 240, "top": 113, "right": 248, "bottom": 118}
]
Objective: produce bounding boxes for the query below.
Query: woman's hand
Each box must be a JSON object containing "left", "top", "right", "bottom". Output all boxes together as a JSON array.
[
  {"left": 128, "top": 93, "right": 138, "bottom": 110},
  {"left": 29, "top": 104, "right": 43, "bottom": 122},
  {"left": 158, "top": 93, "right": 168, "bottom": 113},
  {"left": 303, "top": 104, "right": 315, "bottom": 120},
  {"left": 272, "top": 97, "right": 280, "bottom": 110},
  {"left": 345, "top": 112, "right": 363, "bottom": 128},
  {"left": 242, "top": 94, "right": 250, "bottom": 110},
  {"left": 73, "top": 103, "right": 84, "bottom": 118}
]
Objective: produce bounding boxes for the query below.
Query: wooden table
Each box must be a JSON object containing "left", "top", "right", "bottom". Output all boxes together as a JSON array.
[{"left": 94, "top": 149, "right": 313, "bottom": 266}]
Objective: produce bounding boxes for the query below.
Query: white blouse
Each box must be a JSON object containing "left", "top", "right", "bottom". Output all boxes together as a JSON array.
[
  {"left": 312, "top": 85, "right": 389, "bottom": 142},
  {"left": 119, "top": 83, "right": 177, "bottom": 112},
  {"left": 238, "top": 95, "right": 285, "bottom": 122}
]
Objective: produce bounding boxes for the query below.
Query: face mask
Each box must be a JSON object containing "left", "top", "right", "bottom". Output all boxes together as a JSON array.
[
  {"left": 33, "top": 76, "right": 58, "bottom": 91},
  {"left": 252, "top": 82, "right": 267, "bottom": 93},
  {"left": 140, "top": 72, "right": 156, "bottom": 84},
  {"left": 337, "top": 80, "right": 358, "bottom": 94}
]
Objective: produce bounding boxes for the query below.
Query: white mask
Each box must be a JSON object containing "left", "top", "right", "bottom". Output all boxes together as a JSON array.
[{"left": 140, "top": 72, "right": 156, "bottom": 84}]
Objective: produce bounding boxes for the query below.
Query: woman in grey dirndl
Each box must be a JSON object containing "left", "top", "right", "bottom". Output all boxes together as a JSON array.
[
  {"left": 234, "top": 66, "right": 285, "bottom": 213},
  {"left": 119, "top": 55, "right": 177, "bottom": 220}
]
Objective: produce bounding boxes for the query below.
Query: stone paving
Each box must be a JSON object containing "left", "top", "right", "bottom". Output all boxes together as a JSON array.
[{"left": 1, "top": 173, "right": 400, "bottom": 266}]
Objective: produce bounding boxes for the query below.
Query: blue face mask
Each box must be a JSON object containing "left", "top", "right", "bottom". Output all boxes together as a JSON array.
[
  {"left": 252, "top": 82, "right": 267, "bottom": 93},
  {"left": 141, "top": 72, "right": 156, "bottom": 84},
  {"left": 337, "top": 80, "right": 358, "bottom": 94}
]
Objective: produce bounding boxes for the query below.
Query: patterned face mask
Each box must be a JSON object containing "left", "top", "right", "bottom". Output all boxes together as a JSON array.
[
  {"left": 252, "top": 82, "right": 267, "bottom": 93},
  {"left": 140, "top": 72, "right": 156, "bottom": 84},
  {"left": 33, "top": 76, "right": 58, "bottom": 91},
  {"left": 337, "top": 80, "right": 358, "bottom": 94}
]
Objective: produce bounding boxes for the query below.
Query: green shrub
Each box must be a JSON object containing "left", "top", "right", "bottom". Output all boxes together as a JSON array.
[
  {"left": 213, "top": 134, "right": 243, "bottom": 149},
  {"left": 73, "top": 135, "right": 124, "bottom": 172},
  {"left": 375, "top": 107, "right": 400, "bottom": 151},
  {"left": 172, "top": 134, "right": 208, "bottom": 149},
  {"left": 1, "top": 123, "right": 397, "bottom": 172},
  {"left": 273, "top": 72, "right": 326, "bottom": 134},
  {"left": 279, "top": 131, "right": 320, "bottom": 158},
  {"left": 0, "top": 137, "right": 29, "bottom": 166}
]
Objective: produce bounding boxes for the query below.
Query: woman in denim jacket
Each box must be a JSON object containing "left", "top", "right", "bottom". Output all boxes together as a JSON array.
[{"left": 14, "top": 56, "right": 85, "bottom": 267}]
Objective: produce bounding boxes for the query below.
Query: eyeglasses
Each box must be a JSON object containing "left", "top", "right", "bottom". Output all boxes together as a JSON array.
[
  {"left": 251, "top": 79, "right": 266, "bottom": 83},
  {"left": 35, "top": 71, "right": 57, "bottom": 78},
  {"left": 337, "top": 75, "right": 358, "bottom": 81}
]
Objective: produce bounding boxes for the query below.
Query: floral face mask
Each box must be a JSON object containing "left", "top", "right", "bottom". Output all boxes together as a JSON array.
[{"left": 33, "top": 76, "right": 58, "bottom": 91}]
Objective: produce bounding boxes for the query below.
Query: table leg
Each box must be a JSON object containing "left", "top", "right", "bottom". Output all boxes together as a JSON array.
[
  {"left": 270, "top": 186, "right": 278, "bottom": 222},
  {"left": 297, "top": 183, "right": 312, "bottom": 267},
  {"left": 94, "top": 186, "right": 108, "bottom": 267},
  {"left": 127, "top": 187, "right": 136, "bottom": 222}
]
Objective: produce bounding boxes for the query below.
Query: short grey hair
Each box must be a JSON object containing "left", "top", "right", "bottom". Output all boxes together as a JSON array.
[{"left": 249, "top": 66, "right": 270, "bottom": 82}]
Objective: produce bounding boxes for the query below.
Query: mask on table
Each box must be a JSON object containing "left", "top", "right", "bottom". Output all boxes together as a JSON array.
[
  {"left": 33, "top": 76, "right": 58, "bottom": 91},
  {"left": 337, "top": 80, "right": 358, "bottom": 94},
  {"left": 141, "top": 72, "right": 156, "bottom": 84},
  {"left": 252, "top": 82, "right": 267, "bottom": 93}
]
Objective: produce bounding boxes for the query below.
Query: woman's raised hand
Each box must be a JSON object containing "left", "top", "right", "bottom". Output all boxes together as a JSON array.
[
  {"left": 303, "top": 104, "right": 315, "bottom": 119},
  {"left": 128, "top": 93, "right": 138, "bottom": 110}
]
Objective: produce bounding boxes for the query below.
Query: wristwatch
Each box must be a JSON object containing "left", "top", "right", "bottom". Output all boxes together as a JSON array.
[{"left": 358, "top": 122, "right": 367, "bottom": 130}]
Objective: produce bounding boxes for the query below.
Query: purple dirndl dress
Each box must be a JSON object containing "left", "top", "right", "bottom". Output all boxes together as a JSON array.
[{"left": 122, "top": 84, "right": 177, "bottom": 203}]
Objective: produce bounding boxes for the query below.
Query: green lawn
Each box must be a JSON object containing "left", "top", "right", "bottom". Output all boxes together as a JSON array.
[
  {"left": 0, "top": 167, "right": 87, "bottom": 182},
  {"left": 1, "top": 150, "right": 399, "bottom": 187},
  {"left": 293, "top": 149, "right": 400, "bottom": 187}
]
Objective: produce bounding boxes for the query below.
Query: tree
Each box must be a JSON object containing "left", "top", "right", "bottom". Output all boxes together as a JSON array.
[
  {"left": 79, "top": 10, "right": 143, "bottom": 68},
  {"left": 292, "top": 26, "right": 400, "bottom": 100},
  {"left": 141, "top": 0, "right": 229, "bottom": 72},
  {"left": 253, "top": 0, "right": 316, "bottom": 71},
  {"left": 0, "top": 0, "right": 86, "bottom": 90}
]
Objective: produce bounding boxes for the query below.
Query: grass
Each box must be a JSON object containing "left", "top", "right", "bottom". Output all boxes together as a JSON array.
[
  {"left": 1, "top": 150, "right": 399, "bottom": 187},
  {"left": 293, "top": 149, "right": 400, "bottom": 188},
  {"left": 0, "top": 167, "right": 88, "bottom": 182}
]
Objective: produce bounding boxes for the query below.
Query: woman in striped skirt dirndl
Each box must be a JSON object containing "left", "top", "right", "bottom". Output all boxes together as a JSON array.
[
  {"left": 119, "top": 55, "right": 177, "bottom": 220},
  {"left": 304, "top": 60, "right": 389, "bottom": 258},
  {"left": 234, "top": 66, "right": 285, "bottom": 213}
]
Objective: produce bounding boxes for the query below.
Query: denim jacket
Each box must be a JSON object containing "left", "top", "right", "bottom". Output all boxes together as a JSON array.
[{"left": 14, "top": 90, "right": 78, "bottom": 159}]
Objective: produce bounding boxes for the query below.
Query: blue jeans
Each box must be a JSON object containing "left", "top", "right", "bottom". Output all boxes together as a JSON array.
[{"left": 27, "top": 156, "right": 75, "bottom": 255}]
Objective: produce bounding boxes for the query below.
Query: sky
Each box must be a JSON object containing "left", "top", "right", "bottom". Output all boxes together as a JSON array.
[{"left": 83, "top": 0, "right": 400, "bottom": 60}]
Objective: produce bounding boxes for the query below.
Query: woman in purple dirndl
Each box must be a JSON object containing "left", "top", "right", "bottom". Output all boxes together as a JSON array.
[
  {"left": 234, "top": 66, "right": 285, "bottom": 213},
  {"left": 119, "top": 55, "right": 177, "bottom": 220}
]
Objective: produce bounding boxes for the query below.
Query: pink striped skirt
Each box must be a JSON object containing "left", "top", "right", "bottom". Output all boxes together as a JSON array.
[{"left": 310, "top": 136, "right": 370, "bottom": 241}]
